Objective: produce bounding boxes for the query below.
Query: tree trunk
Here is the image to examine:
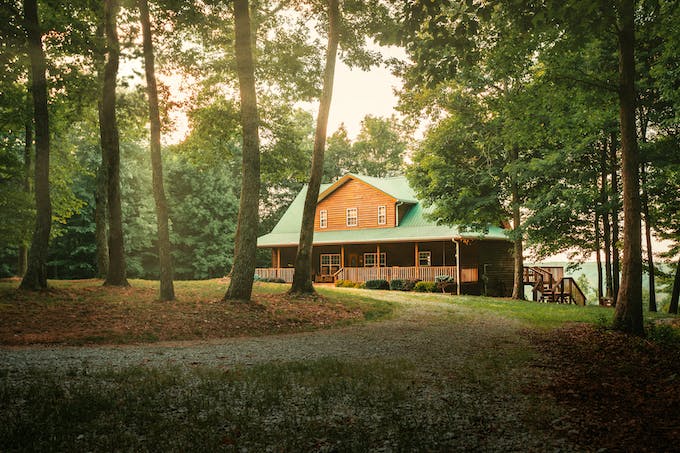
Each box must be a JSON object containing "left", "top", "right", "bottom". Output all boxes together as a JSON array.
[
  {"left": 289, "top": 0, "right": 340, "bottom": 295},
  {"left": 94, "top": 22, "right": 109, "bottom": 280},
  {"left": 18, "top": 92, "right": 32, "bottom": 277},
  {"left": 19, "top": 0, "right": 51, "bottom": 291},
  {"left": 224, "top": 0, "right": 261, "bottom": 301},
  {"left": 139, "top": 0, "right": 174, "bottom": 301},
  {"left": 94, "top": 127, "right": 109, "bottom": 279},
  {"left": 600, "top": 139, "right": 613, "bottom": 299},
  {"left": 640, "top": 162, "right": 656, "bottom": 312},
  {"left": 668, "top": 259, "right": 680, "bottom": 314},
  {"left": 510, "top": 148, "right": 524, "bottom": 300},
  {"left": 610, "top": 132, "right": 621, "bottom": 306},
  {"left": 612, "top": 0, "right": 643, "bottom": 335},
  {"left": 595, "top": 212, "right": 603, "bottom": 302},
  {"left": 101, "top": 0, "right": 129, "bottom": 287}
]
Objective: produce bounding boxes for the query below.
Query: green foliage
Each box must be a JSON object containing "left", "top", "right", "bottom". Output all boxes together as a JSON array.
[
  {"left": 364, "top": 279, "right": 390, "bottom": 290},
  {"left": 335, "top": 279, "right": 361, "bottom": 288},
  {"left": 324, "top": 116, "right": 407, "bottom": 182},
  {"left": 389, "top": 279, "right": 405, "bottom": 290},
  {"left": 414, "top": 281, "right": 437, "bottom": 293}
]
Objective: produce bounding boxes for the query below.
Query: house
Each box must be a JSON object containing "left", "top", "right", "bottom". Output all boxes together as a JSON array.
[{"left": 256, "top": 173, "right": 515, "bottom": 296}]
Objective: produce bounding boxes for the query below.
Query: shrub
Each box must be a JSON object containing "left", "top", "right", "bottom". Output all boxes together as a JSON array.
[
  {"left": 364, "top": 279, "right": 390, "bottom": 290},
  {"left": 435, "top": 275, "right": 456, "bottom": 293},
  {"left": 389, "top": 279, "right": 405, "bottom": 291},
  {"left": 414, "top": 281, "right": 437, "bottom": 292},
  {"left": 403, "top": 279, "right": 420, "bottom": 291},
  {"left": 335, "top": 280, "right": 359, "bottom": 288}
]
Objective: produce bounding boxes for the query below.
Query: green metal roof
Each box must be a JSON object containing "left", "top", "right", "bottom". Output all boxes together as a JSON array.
[{"left": 258, "top": 174, "right": 510, "bottom": 247}]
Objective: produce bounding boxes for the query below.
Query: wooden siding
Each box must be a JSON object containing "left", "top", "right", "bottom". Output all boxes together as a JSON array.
[
  {"left": 477, "top": 239, "right": 514, "bottom": 297},
  {"left": 315, "top": 178, "right": 396, "bottom": 231}
]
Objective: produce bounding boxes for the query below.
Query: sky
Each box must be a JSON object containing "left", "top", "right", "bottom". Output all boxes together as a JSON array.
[{"left": 160, "top": 44, "right": 407, "bottom": 144}]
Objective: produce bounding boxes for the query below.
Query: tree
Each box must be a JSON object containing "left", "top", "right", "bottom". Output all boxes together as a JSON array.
[
  {"left": 139, "top": 0, "right": 174, "bottom": 300},
  {"left": 351, "top": 115, "right": 405, "bottom": 177},
  {"left": 19, "top": 0, "right": 52, "bottom": 291},
  {"left": 289, "top": 0, "right": 340, "bottom": 295},
  {"left": 611, "top": 0, "right": 643, "bottom": 335},
  {"left": 225, "top": 0, "right": 261, "bottom": 301},
  {"left": 101, "top": 0, "right": 128, "bottom": 287}
]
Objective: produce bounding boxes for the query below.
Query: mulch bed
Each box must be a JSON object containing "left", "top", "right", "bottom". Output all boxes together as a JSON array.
[{"left": 531, "top": 324, "right": 680, "bottom": 452}]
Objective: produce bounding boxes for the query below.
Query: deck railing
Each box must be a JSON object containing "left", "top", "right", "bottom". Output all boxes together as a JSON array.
[
  {"left": 256, "top": 266, "right": 478, "bottom": 284},
  {"left": 255, "top": 267, "right": 295, "bottom": 282}
]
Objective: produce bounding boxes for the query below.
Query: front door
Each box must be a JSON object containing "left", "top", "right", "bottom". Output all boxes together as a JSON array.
[{"left": 349, "top": 253, "right": 358, "bottom": 267}]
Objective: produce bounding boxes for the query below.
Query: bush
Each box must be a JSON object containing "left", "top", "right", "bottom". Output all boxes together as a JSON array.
[
  {"left": 389, "top": 279, "right": 405, "bottom": 291},
  {"left": 256, "top": 277, "right": 286, "bottom": 283},
  {"left": 364, "top": 279, "right": 390, "bottom": 290},
  {"left": 335, "top": 279, "right": 360, "bottom": 288},
  {"left": 435, "top": 275, "right": 456, "bottom": 293},
  {"left": 403, "top": 279, "right": 420, "bottom": 291},
  {"left": 414, "top": 281, "right": 437, "bottom": 292}
]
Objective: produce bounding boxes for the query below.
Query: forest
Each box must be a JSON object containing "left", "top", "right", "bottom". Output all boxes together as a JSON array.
[{"left": 1, "top": 0, "right": 679, "bottom": 334}]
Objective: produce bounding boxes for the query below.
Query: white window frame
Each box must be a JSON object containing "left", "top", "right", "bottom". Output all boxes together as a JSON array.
[
  {"left": 319, "top": 209, "right": 327, "bottom": 229},
  {"left": 346, "top": 207, "right": 358, "bottom": 227},
  {"left": 320, "top": 253, "right": 341, "bottom": 275},
  {"left": 364, "top": 252, "right": 386, "bottom": 267},
  {"left": 377, "top": 205, "right": 386, "bottom": 225},
  {"left": 418, "top": 251, "right": 431, "bottom": 267}
]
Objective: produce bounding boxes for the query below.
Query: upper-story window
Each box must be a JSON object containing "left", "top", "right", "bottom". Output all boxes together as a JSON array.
[
  {"left": 346, "top": 207, "right": 358, "bottom": 227},
  {"left": 319, "top": 209, "right": 327, "bottom": 228},
  {"left": 377, "top": 205, "right": 386, "bottom": 225}
]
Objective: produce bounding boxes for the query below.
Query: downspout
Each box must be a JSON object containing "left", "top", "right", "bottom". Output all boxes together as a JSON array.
[{"left": 453, "top": 238, "right": 461, "bottom": 295}]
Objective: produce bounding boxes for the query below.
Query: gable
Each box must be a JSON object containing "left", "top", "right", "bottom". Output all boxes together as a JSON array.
[{"left": 316, "top": 178, "right": 397, "bottom": 231}]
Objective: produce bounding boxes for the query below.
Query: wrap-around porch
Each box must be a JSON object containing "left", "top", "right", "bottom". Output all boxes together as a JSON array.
[{"left": 256, "top": 239, "right": 514, "bottom": 296}]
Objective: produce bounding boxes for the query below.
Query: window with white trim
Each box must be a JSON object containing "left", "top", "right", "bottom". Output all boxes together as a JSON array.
[
  {"left": 320, "top": 254, "right": 341, "bottom": 275},
  {"left": 319, "top": 209, "right": 327, "bottom": 228},
  {"left": 377, "top": 205, "right": 386, "bottom": 225},
  {"left": 346, "top": 207, "right": 358, "bottom": 226},
  {"left": 418, "top": 251, "right": 431, "bottom": 266},
  {"left": 364, "top": 252, "right": 386, "bottom": 267}
]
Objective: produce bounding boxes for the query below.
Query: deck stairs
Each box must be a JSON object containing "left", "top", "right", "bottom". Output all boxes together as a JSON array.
[{"left": 523, "top": 266, "right": 587, "bottom": 306}]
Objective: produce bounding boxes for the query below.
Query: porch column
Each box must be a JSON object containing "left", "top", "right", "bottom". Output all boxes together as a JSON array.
[
  {"left": 415, "top": 242, "right": 419, "bottom": 268},
  {"left": 276, "top": 248, "right": 281, "bottom": 278},
  {"left": 454, "top": 239, "right": 461, "bottom": 295},
  {"left": 376, "top": 244, "right": 381, "bottom": 267},
  {"left": 341, "top": 245, "right": 345, "bottom": 267}
]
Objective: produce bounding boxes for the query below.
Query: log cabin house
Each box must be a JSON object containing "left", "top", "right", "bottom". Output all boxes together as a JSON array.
[{"left": 256, "top": 173, "right": 515, "bottom": 296}]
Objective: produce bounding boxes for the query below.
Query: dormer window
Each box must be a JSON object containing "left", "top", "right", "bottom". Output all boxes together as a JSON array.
[
  {"left": 319, "top": 209, "right": 327, "bottom": 228},
  {"left": 378, "top": 205, "right": 386, "bottom": 225},
  {"left": 346, "top": 208, "right": 358, "bottom": 227}
]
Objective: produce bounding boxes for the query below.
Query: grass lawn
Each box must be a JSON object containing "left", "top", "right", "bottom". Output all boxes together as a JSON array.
[{"left": 1, "top": 280, "right": 679, "bottom": 451}]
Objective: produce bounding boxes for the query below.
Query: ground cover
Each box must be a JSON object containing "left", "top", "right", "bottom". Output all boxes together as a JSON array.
[
  {"left": 0, "top": 279, "right": 395, "bottom": 346},
  {"left": 1, "top": 282, "right": 678, "bottom": 451}
]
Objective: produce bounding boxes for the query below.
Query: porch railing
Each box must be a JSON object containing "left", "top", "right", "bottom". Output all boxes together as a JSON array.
[
  {"left": 256, "top": 266, "right": 479, "bottom": 284},
  {"left": 255, "top": 267, "right": 295, "bottom": 282}
]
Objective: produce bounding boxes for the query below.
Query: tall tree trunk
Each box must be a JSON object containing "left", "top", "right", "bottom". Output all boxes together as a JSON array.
[
  {"left": 640, "top": 162, "right": 656, "bottom": 312},
  {"left": 289, "top": 0, "right": 340, "bottom": 295},
  {"left": 600, "top": 139, "right": 613, "bottom": 299},
  {"left": 94, "top": 125, "right": 109, "bottom": 279},
  {"left": 595, "top": 212, "right": 603, "bottom": 302},
  {"left": 612, "top": 0, "right": 643, "bottom": 335},
  {"left": 94, "top": 24, "right": 109, "bottom": 280},
  {"left": 610, "top": 132, "right": 621, "bottom": 306},
  {"left": 139, "top": 0, "right": 174, "bottom": 301},
  {"left": 19, "top": 0, "right": 51, "bottom": 291},
  {"left": 18, "top": 91, "right": 32, "bottom": 277},
  {"left": 510, "top": 148, "right": 524, "bottom": 300},
  {"left": 101, "top": 0, "right": 129, "bottom": 287},
  {"left": 669, "top": 259, "right": 680, "bottom": 314},
  {"left": 224, "top": 0, "right": 261, "bottom": 301}
]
